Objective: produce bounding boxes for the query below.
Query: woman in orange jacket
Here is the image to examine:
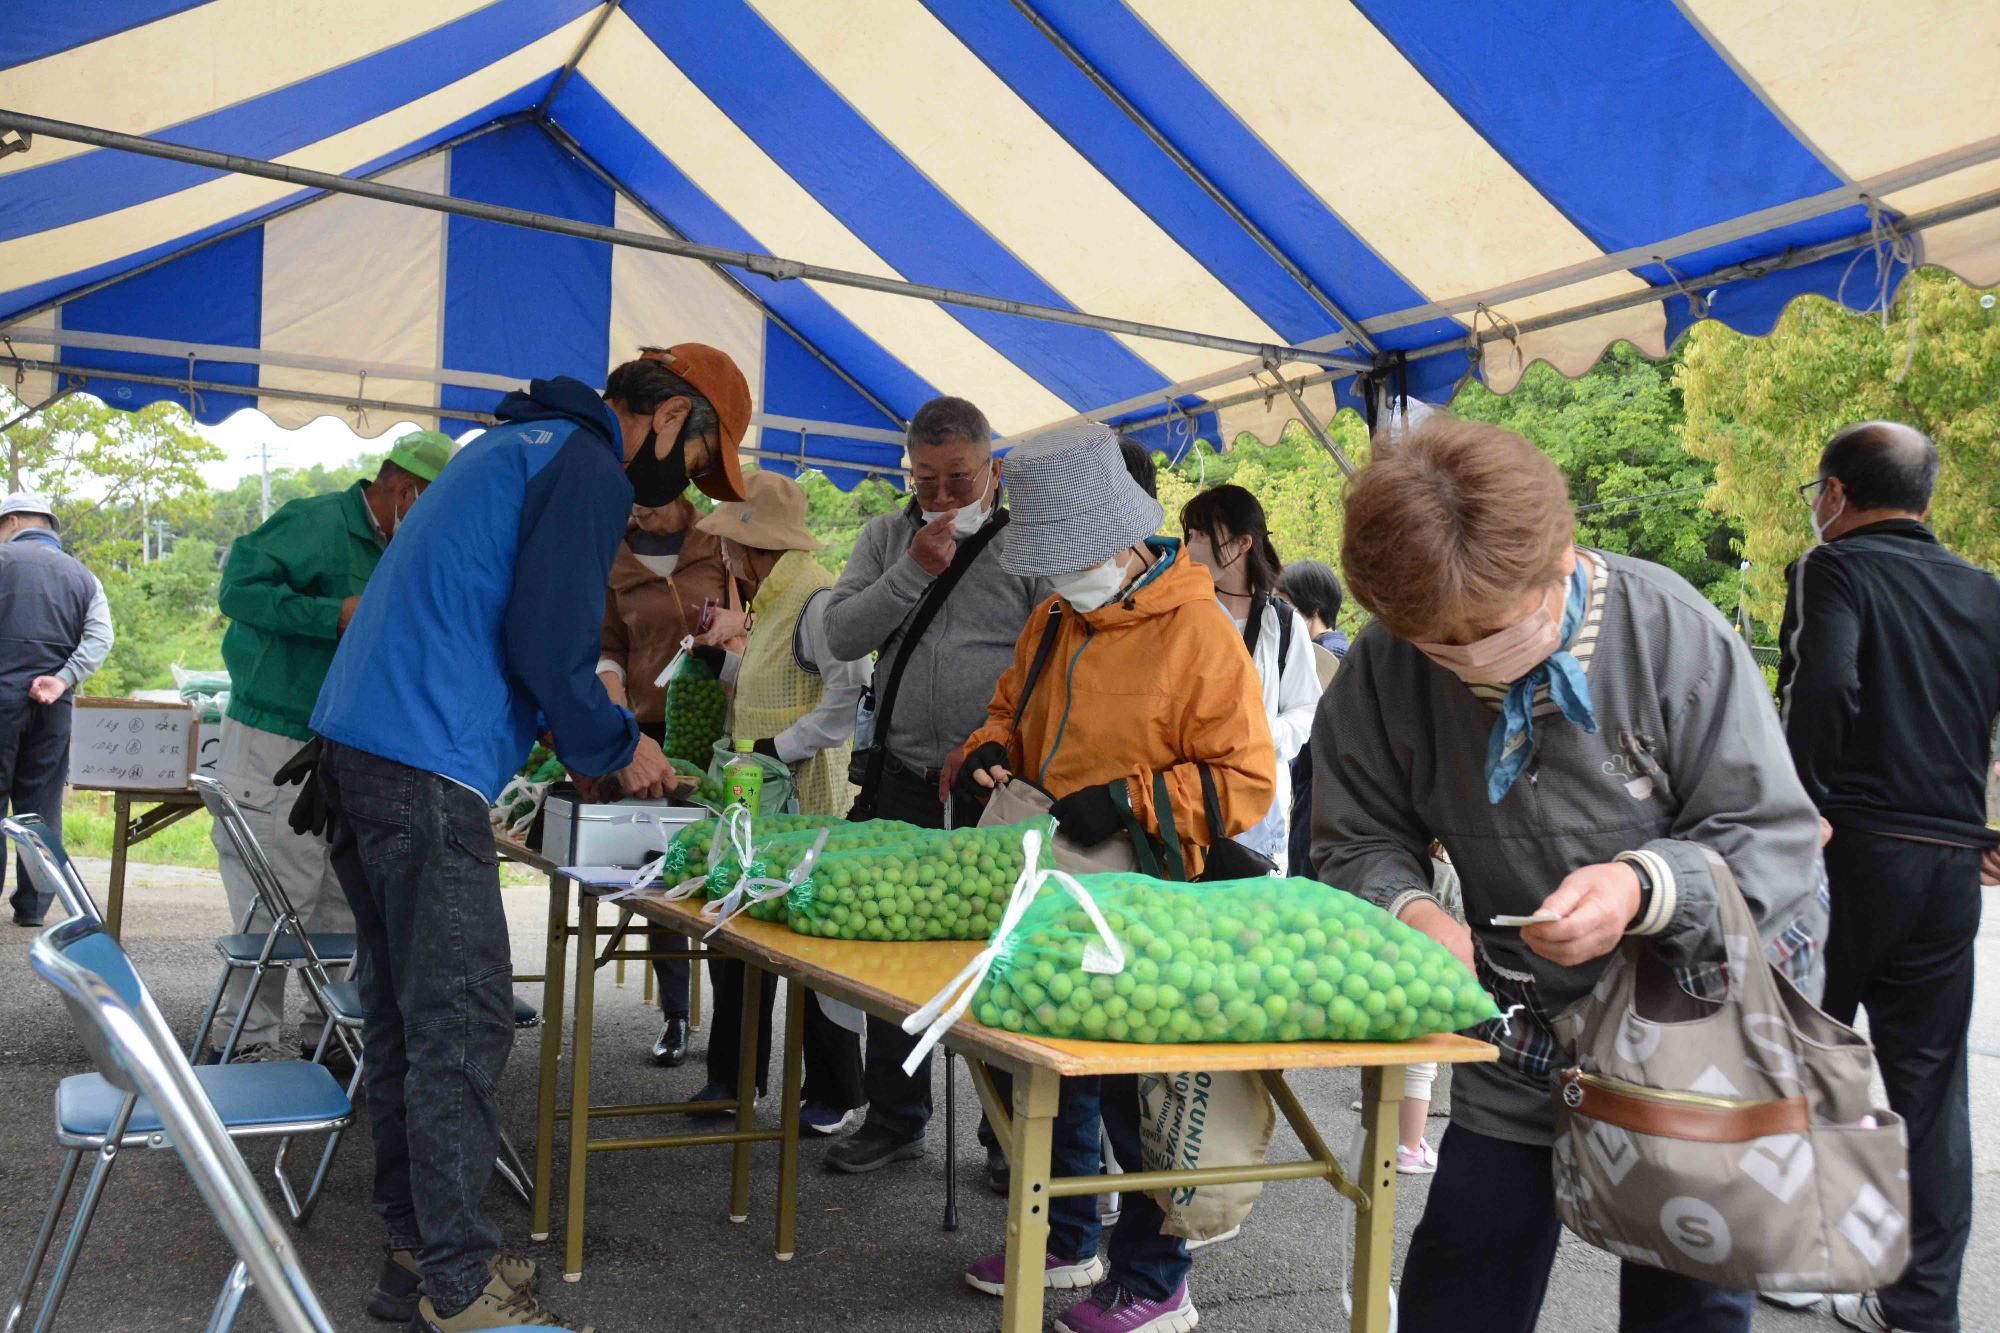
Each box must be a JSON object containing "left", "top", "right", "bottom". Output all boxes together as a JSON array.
[{"left": 946, "top": 422, "right": 1273, "bottom": 1333}]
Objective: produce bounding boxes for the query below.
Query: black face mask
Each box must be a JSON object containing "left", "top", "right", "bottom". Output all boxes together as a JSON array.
[{"left": 626, "top": 425, "right": 690, "bottom": 507}]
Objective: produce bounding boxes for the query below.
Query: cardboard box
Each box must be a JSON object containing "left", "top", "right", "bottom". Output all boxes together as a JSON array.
[{"left": 69, "top": 698, "right": 195, "bottom": 792}]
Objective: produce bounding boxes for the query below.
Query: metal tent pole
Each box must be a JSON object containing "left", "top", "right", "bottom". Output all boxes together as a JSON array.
[{"left": 0, "top": 110, "right": 1368, "bottom": 374}]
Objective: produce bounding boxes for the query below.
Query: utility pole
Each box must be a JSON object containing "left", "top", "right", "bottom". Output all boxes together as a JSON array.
[{"left": 259, "top": 441, "right": 271, "bottom": 522}]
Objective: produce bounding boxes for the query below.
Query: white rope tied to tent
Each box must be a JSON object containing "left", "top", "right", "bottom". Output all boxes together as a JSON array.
[
  {"left": 897, "top": 829, "right": 1127, "bottom": 1075},
  {"left": 1652, "top": 255, "right": 1711, "bottom": 320},
  {"left": 1835, "top": 198, "right": 1921, "bottom": 381},
  {"left": 1467, "top": 303, "right": 1523, "bottom": 374}
]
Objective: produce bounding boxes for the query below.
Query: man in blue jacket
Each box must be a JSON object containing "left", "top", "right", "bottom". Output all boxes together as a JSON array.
[{"left": 311, "top": 349, "right": 748, "bottom": 1332}]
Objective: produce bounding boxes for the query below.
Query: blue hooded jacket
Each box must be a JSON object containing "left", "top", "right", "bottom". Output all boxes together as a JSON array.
[{"left": 312, "top": 377, "right": 640, "bottom": 799}]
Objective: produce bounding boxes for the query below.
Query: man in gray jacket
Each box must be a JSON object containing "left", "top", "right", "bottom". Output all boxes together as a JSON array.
[
  {"left": 1312, "top": 417, "right": 1826, "bottom": 1333},
  {"left": 819, "top": 395, "right": 1045, "bottom": 1175},
  {"left": 0, "top": 492, "right": 112, "bottom": 925}
]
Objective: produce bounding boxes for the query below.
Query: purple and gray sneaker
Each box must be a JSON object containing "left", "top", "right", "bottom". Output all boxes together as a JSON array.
[
  {"left": 1054, "top": 1280, "right": 1199, "bottom": 1333},
  {"left": 962, "top": 1250, "right": 1107, "bottom": 1297}
]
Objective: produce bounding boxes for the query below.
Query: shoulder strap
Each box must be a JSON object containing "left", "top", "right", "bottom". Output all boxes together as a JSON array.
[
  {"left": 1011, "top": 602, "right": 1067, "bottom": 730},
  {"left": 1241, "top": 592, "right": 1265, "bottom": 658},
  {"left": 860, "top": 510, "right": 1010, "bottom": 796},
  {"left": 1274, "top": 596, "right": 1294, "bottom": 670}
]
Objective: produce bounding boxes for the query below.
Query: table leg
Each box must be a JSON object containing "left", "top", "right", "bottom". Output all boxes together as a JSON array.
[
  {"left": 561, "top": 890, "right": 598, "bottom": 1282},
  {"left": 774, "top": 982, "right": 804, "bottom": 1260},
  {"left": 689, "top": 956, "right": 702, "bottom": 1031},
  {"left": 729, "top": 960, "right": 761, "bottom": 1223},
  {"left": 999, "top": 1066, "right": 1059, "bottom": 1333},
  {"left": 105, "top": 793, "right": 130, "bottom": 941},
  {"left": 531, "top": 874, "right": 570, "bottom": 1240},
  {"left": 1351, "top": 1064, "right": 1404, "bottom": 1333}
]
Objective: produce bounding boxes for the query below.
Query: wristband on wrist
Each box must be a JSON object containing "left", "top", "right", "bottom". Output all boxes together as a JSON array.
[{"left": 1615, "top": 850, "right": 1674, "bottom": 936}]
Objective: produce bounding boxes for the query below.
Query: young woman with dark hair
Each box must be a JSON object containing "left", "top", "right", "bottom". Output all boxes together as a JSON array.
[{"left": 1180, "top": 485, "right": 1318, "bottom": 872}]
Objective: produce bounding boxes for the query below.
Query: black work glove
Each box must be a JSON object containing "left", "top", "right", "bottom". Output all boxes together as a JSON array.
[
  {"left": 691, "top": 644, "right": 727, "bottom": 676},
  {"left": 1049, "top": 781, "right": 1123, "bottom": 848},
  {"left": 952, "top": 741, "right": 1010, "bottom": 811},
  {"left": 751, "top": 736, "right": 781, "bottom": 762},
  {"left": 274, "top": 737, "right": 329, "bottom": 839}
]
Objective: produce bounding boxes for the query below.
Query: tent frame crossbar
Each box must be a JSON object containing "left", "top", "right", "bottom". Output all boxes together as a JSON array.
[
  {"left": 1096, "top": 182, "right": 2000, "bottom": 440},
  {"left": 0, "top": 110, "right": 1367, "bottom": 374},
  {"left": 0, "top": 355, "right": 912, "bottom": 480}
]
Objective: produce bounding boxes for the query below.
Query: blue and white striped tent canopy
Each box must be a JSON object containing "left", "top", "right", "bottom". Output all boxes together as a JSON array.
[{"left": 5, "top": 2, "right": 1998, "bottom": 487}]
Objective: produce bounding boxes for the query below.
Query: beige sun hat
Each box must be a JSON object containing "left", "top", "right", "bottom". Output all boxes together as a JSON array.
[{"left": 694, "top": 470, "right": 821, "bottom": 552}]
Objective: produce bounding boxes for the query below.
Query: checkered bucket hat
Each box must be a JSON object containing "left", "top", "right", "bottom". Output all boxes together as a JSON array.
[{"left": 998, "top": 422, "right": 1164, "bottom": 577}]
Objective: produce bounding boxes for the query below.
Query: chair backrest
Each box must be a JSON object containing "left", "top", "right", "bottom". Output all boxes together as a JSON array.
[
  {"left": 30, "top": 918, "right": 336, "bottom": 1333},
  {"left": 190, "top": 777, "right": 340, "bottom": 992},
  {"left": 3, "top": 815, "right": 102, "bottom": 923}
]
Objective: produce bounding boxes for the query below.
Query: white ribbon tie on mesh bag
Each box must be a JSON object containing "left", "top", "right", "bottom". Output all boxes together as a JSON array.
[
  {"left": 654, "top": 634, "right": 696, "bottom": 689},
  {"left": 597, "top": 808, "right": 699, "bottom": 903},
  {"left": 645, "top": 802, "right": 749, "bottom": 905},
  {"left": 698, "top": 816, "right": 830, "bottom": 938},
  {"left": 898, "top": 829, "right": 1126, "bottom": 1075}
]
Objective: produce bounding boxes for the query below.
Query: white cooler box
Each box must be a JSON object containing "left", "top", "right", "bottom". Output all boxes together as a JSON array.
[{"left": 541, "top": 793, "right": 709, "bottom": 868}]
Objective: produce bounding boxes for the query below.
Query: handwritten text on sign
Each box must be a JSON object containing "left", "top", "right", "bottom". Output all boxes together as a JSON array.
[{"left": 68, "top": 702, "right": 193, "bottom": 790}]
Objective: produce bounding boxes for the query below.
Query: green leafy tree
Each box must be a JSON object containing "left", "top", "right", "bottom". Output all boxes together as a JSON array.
[
  {"left": 1680, "top": 268, "right": 2000, "bottom": 627},
  {"left": 0, "top": 389, "right": 222, "bottom": 571},
  {"left": 1455, "top": 343, "right": 1739, "bottom": 609}
]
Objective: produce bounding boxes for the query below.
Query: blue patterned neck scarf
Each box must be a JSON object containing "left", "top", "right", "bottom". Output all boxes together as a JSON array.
[{"left": 1485, "top": 561, "right": 1596, "bottom": 803}]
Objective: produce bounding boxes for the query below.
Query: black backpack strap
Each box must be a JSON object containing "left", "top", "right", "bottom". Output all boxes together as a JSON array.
[
  {"left": 1241, "top": 591, "right": 1266, "bottom": 658},
  {"left": 859, "top": 510, "right": 1010, "bottom": 800},
  {"left": 1198, "top": 762, "right": 1227, "bottom": 845},
  {"left": 1273, "top": 595, "right": 1294, "bottom": 671},
  {"left": 1011, "top": 602, "right": 1067, "bottom": 731}
]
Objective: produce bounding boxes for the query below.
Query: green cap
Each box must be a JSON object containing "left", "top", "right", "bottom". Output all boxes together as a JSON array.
[{"left": 385, "top": 430, "right": 456, "bottom": 482}]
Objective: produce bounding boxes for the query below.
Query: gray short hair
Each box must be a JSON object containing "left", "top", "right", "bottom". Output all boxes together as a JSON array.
[{"left": 906, "top": 396, "right": 992, "bottom": 453}]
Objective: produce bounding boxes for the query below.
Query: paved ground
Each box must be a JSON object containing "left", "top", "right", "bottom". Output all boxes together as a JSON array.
[{"left": 0, "top": 861, "right": 1991, "bottom": 1332}]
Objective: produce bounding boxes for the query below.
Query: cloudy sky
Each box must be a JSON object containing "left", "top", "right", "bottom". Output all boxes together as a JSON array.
[{"left": 196, "top": 408, "right": 427, "bottom": 488}]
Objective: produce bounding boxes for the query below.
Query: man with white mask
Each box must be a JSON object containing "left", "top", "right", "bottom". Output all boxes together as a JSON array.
[
  {"left": 820, "top": 395, "right": 1047, "bottom": 1176},
  {"left": 1312, "top": 415, "right": 1826, "bottom": 1333}
]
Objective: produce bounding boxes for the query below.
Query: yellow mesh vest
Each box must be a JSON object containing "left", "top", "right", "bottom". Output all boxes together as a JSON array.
[{"left": 732, "top": 551, "right": 856, "bottom": 816}]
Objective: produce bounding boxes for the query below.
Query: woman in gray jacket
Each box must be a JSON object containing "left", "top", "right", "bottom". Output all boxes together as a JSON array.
[{"left": 1312, "top": 415, "right": 1827, "bottom": 1333}]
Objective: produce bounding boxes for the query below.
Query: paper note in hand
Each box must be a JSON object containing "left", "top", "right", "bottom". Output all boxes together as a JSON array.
[{"left": 1490, "top": 912, "right": 1562, "bottom": 927}]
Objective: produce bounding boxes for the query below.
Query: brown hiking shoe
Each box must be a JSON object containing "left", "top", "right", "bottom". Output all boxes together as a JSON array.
[
  {"left": 416, "top": 1272, "right": 592, "bottom": 1332},
  {"left": 373, "top": 1252, "right": 539, "bottom": 1324}
]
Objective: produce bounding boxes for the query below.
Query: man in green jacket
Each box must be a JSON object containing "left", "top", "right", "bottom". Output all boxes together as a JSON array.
[{"left": 206, "top": 431, "right": 453, "bottom": 1064}]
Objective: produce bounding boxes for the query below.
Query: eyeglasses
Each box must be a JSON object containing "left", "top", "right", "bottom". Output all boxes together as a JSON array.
[
  {"left": 911, "top": 468, "right": 988, "bottom": 502},
  {"left": 1797, "top": 477, "right": 1830, "bottom": 506}
]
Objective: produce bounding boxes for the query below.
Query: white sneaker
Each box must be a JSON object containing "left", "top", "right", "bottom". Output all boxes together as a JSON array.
[
  {"left": 1758, "top": 1291, "right": 1824, "bottom": 1311},
  {"left": 1831, "top": 1293, "right": 1906, "bottom": 1332},
  {"left": 1184, "top": 1224, "right": 1240, "bottom": 1252},
  {"left": 1395, "top": 1141, "right": 1438, "bottom": 1175}
]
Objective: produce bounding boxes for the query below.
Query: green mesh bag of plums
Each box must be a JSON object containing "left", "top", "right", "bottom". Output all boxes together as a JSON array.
[
  {"left": 972, "top": 872, "right": 1498, "bottom": 1044},
  {"left": 781, "top": 818, "right": 1058, "bottom": 942},
  {"left": 656, "top": 811, "right": 843, "bottom": 887},
  {"left": 661, "top": 652, "right": 728, "bottom": 766},
  {"left": 703, "top": 818, "right": 929, "bottom": 924}
]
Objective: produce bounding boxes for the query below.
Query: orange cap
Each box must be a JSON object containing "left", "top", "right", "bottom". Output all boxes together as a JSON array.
[{"left": 638, "top": 343, "right": 750, "bottom": 502}]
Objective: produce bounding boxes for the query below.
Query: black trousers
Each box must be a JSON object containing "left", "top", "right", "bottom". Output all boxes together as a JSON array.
[
  {"left": 1401, "top": 1123, "right": 1753, "bottom": 1332},
  {"left": 0, "top": 698, "right": 71, "bottom": 919},
  {"left": 851, "top": 761, "right": 950, "bottom": 1139},
  {"left": 1822, "top": 828, "right": 1980, "bottom": 1333},
  {"left": 633, "top": 722, "right": 689, "bottom": 1016},
  {"left": 705, "top": 956, "right": 864, "bottom": 1111}
]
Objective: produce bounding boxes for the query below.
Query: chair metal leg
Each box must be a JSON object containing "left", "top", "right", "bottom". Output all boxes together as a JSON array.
[
  {"left": 30, "top": 1095, "right": 136, "bottom": 1333},
  {"left": 942, "top": 1051, "right": 960, "bottom": 1232},
  {"left": 4, "top": 1151, "right": 81, "bottom": 1333},
  {"left": 493, "top": 1126, "right": 532, "bottom": 1208},
  {"left": 202, "top": 1260, "right": 250, "bottom": 1333},
  {"left": 187, "top": 964, "right": 234, "bottom": 1060},
  {"left": 214, "top": 965, "right": 270, "bottom": 1064},
  {"left": 275, "top": 1034, "right": 365, "bottom": 1226}
]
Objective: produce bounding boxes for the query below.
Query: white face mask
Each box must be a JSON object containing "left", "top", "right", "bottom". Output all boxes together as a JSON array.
[
  {"left": 919, "top": 467, "right": 992, "bottom": 537},
  {"left": 1049, "top": 556, "right": 1129, "bottom": 614},
  {"left": 1810, "top": 490, "right": 1846, "bottom": 545}
]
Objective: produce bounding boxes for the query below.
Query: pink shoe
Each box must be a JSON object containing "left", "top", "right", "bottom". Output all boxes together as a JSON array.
[
  {"left": 1396, "top": 1140, "right": 1438, "bottom": 1175},
  {"left": 1054, "top": 1280, "right": 1199, "bottom": 1333},
  {"left": 962, "top": 1250, "right": 1107, "bottom": 1296}
]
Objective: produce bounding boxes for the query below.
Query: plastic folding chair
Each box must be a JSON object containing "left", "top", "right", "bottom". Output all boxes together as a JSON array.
[
  {"left": 2, "top": 817, "right": 102, "bottom": 925},
  {"left": 192, "top": 776, "right": 534, "bottom": 1211},
  {"left": 186, "top": 777, "right": 357, "bottom": 1067},
  {"left": 11, "top": 918, "right": 353, "bottom": 1333}
]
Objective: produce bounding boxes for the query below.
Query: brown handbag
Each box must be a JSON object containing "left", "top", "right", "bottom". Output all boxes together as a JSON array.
[{"left": 1548, "top": 846, "right": 1910, "bottom": 1295}]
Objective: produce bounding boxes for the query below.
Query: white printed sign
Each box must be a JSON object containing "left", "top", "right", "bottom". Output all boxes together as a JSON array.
[{"left": 69, "top": 699, "right": 195, "bottom": 791}]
